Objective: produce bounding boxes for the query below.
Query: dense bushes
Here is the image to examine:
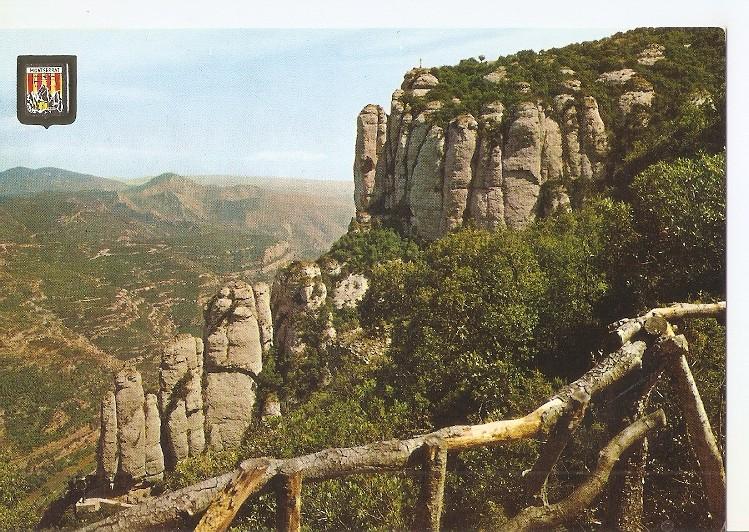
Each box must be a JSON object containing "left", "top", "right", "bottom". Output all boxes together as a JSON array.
[
  {"left": 327, "top": 226, "right": 421, "bottom": 275},
  {"left": 630, "top": 152, "right": 726, "bottom": 303},
  {"left": 362, "top": 198, "right": 639, "bottom": 426},
  {"left": 165, "top": 380, "right": 418, "bottom": 531}
]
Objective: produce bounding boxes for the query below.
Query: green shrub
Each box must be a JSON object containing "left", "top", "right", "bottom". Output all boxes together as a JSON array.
[
  {"left": 327, "top": 227, "right": 421, "bottom": 275},
  {"left": 0, "top": 452, "right": 35, "bottom": 531},
  {"left": 630, "top": 152, "right": 725, "bottom": 303}
]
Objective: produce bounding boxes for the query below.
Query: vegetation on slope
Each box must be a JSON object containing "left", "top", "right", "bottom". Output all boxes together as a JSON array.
[
  {"left": 0, "top": 176, "right": 352, "bottom": 518},
  {"left": 155, "top": 148, "right": 724, "bottom": 530},
  {"left": 405, "top": 27, "right": 724, "bottom": 189}
]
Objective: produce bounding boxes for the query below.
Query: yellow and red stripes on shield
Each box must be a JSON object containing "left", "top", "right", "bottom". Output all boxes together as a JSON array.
[{"left": 26, "top": 72, "right": 62, "bottom": 95}]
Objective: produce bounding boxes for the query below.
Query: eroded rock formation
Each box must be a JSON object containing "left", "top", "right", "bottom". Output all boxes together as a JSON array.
[
  {"left": 97, "top": 281, "right": 272, "bottom": 488},
  {"left": 144, "top": 394, "right": 165, "bottom": 483},
  {"left": 114, "top": 368, "right": 146, "bottom": 487},
  {"left": 253, "top": 282, "right": 274, "bottom": 354},
  {"left": 98, "top": 369, "right": 164, "bottom": 489},
  {"left": 204, "top": 281, "right": 263, "bottom": 451},
  {"left": 352, "top": 69, "right": 610, "bottom": 238},
  {"left": 96, "top": 391, "right": 118, "bottom": 486},
  {"left": 160, "top": 334, "right": 205, "bottom": 467},
  {"left": 271, "top": 261, "right": 327, "bottom": 360},
  {"left": 354, "top": 104, "right": 387, "bottom": 222}
]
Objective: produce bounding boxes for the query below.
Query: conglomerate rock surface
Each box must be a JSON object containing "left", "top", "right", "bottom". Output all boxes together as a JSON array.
[{"left": 352, "top": 67, "right": 615, "bottom": 238}]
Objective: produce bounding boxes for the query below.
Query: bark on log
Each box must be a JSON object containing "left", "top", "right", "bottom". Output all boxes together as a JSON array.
[
  {"left": 664, "top": 335, "right": 726, "bottom": 524},
  {"left": 82, "top": 342, "right": 647, "bottom": 531},
  {"left": 524, "top": 387, "right": 590, "bottom": 505},
  {"left": 608, "top": 302, "right": 725, "bottom": 349},
  {"left": 413, "top": 439, "right": 448, "bottom": 532},
  {"left": 607, "top": 328, "right": 684, "bottom": 529},
  {"left": 194, "top": 459, "right": 279, "bottom": 532},
  {"left": 276, "top": 472, "right": 302, "bottom": 532},
  {"left": 504, "top": 409, "right": 667, "bottom": 532}
]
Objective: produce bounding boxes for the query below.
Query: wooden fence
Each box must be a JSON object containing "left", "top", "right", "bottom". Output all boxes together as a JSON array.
[{"left": 81, "top": 302, "right": 726, "bottom": 532}]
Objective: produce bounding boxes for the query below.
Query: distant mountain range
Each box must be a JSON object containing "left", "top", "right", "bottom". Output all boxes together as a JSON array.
[
  {"left": 0, "top": 166, "right": 125, "bottom": 196},
  {"left": 0, "top": 167, "right": 354, "bottom": 255}
]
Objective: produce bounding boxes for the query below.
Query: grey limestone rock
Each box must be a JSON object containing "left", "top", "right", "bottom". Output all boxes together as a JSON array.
[
  {"left": 144, "top": 394, "right": 164, "bottom": 482},
  {"left": 115, "top": 368, "right": 146, "bottom": 486},
  {"left": 441, "top": 114, "right": 478, "bottom": 234},
  {"left": 204, "top": 372, "right": 256, "bottom": 451},
  {"left": 96, "top": 391, "right": 118, "bottom": 486}
]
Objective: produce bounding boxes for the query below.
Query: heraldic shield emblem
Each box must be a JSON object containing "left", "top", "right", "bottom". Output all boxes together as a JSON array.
[{"left": 17, "top": 55, "right": 77, "bottom": 128}]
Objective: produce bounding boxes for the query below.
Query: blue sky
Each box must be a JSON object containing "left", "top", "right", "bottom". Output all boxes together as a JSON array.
[{"left": 0, "top": 28, "right": 625, "bottom": 180}]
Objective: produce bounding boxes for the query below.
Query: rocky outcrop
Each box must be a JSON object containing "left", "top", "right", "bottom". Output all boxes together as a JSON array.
[
  {"left": 333, "top": 274, "right": 369, "bottom": 309},
  {"left": 352, "top": 69, "right": 610, "bottom": 239},
  {"left": 204, "top": 281, "right": 263, "bottom": 451},
  {"left": 144, "top": 394, "right": 164, "bottom": 483},
  {"left": 160, "top": 334, "right": 205, "bottom": 467},
  {"left": 638, "top": 43, "right": 665, "bottom": 65},
  {"left": 354, "top": 104, "right": 387, "bottom": 222},
  {"left": 483, "top": 67, "right": 507, "bottom": 83},
  {"left": 96, "top": 392, "right": 118, "bottom": 486},
  {"left": 271, "top": 261, "right": 327, "bottom": 359},
  {"left": 597, "top": 68, "right": 637, "bottom": 85},
  {"left": 114, "top": 368, "right": 146, "bottom": 487},
  {"left": 97, "top": 281, "right": 274, "bottom": 489},
  {"left": 253, "top": 282, "right": 273, "bottom": 354}
]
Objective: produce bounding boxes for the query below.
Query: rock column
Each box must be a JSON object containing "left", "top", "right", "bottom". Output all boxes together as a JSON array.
[
  {"left": 144, "top": 394, "right": 165, "bottom": 482},
  {"left": 96, "top": 391, "right": 118, "bottom": 487},
  {"left": 469, "top": 102, "right": 505, "bottom": 229},
  {"left": 502, "top": 102, "right": 545, "bottom": 229},
  {"left": 353, "top": 104, "right": 387, "bottom": 222},
  {"left": 160, "top": 333, "right": 205, "bottom": 468},
  {"left": 114, "top": 368, "right": 146, "bottom": 487},
  {"left": 204, "top": 281, "right": 263, "bottom": 451},
  {"left": 441, "top": 113, "right": 478, "bottom": 233},
  {"left": 253, "top": 282, "right": 274, "bottom": 354}
]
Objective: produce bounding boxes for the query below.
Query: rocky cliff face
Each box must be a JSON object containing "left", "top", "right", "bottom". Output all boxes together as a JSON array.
[
  {"left": 159, "top": 334, "right": 205, "bottom": 468},
  {"left": 203, "top": 281, "right": 264, "bottom": 451},
  {"left": 96, "top": 281, "right": 274, "bottom": 489},
  {"left": 353, "top": 67, "right": 614, "bottom": 238}
]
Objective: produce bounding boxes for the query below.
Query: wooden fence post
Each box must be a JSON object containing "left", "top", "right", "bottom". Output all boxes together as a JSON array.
[
  {"left": 663, "top": 335, "right": 726, "bottom": 525},
  {"left": 413, "top": 439, "right": 448, "bottom": 532},
  {"left": 276, "top": 471, "right": 302, "bottom": 532}
]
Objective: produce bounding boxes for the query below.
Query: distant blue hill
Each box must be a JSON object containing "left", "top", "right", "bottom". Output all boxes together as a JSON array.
[{"left": 0, "top": 166, "right": 126, "bottom": 196}]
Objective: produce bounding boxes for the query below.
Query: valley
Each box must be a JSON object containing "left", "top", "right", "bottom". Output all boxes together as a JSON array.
[{"left": 0, "top": 171, "right": 353, "bottom": 509}]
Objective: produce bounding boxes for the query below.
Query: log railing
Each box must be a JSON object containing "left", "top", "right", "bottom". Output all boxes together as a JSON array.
[{"left": 80, "top": 302, "right": 726, "bottom": 532}]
